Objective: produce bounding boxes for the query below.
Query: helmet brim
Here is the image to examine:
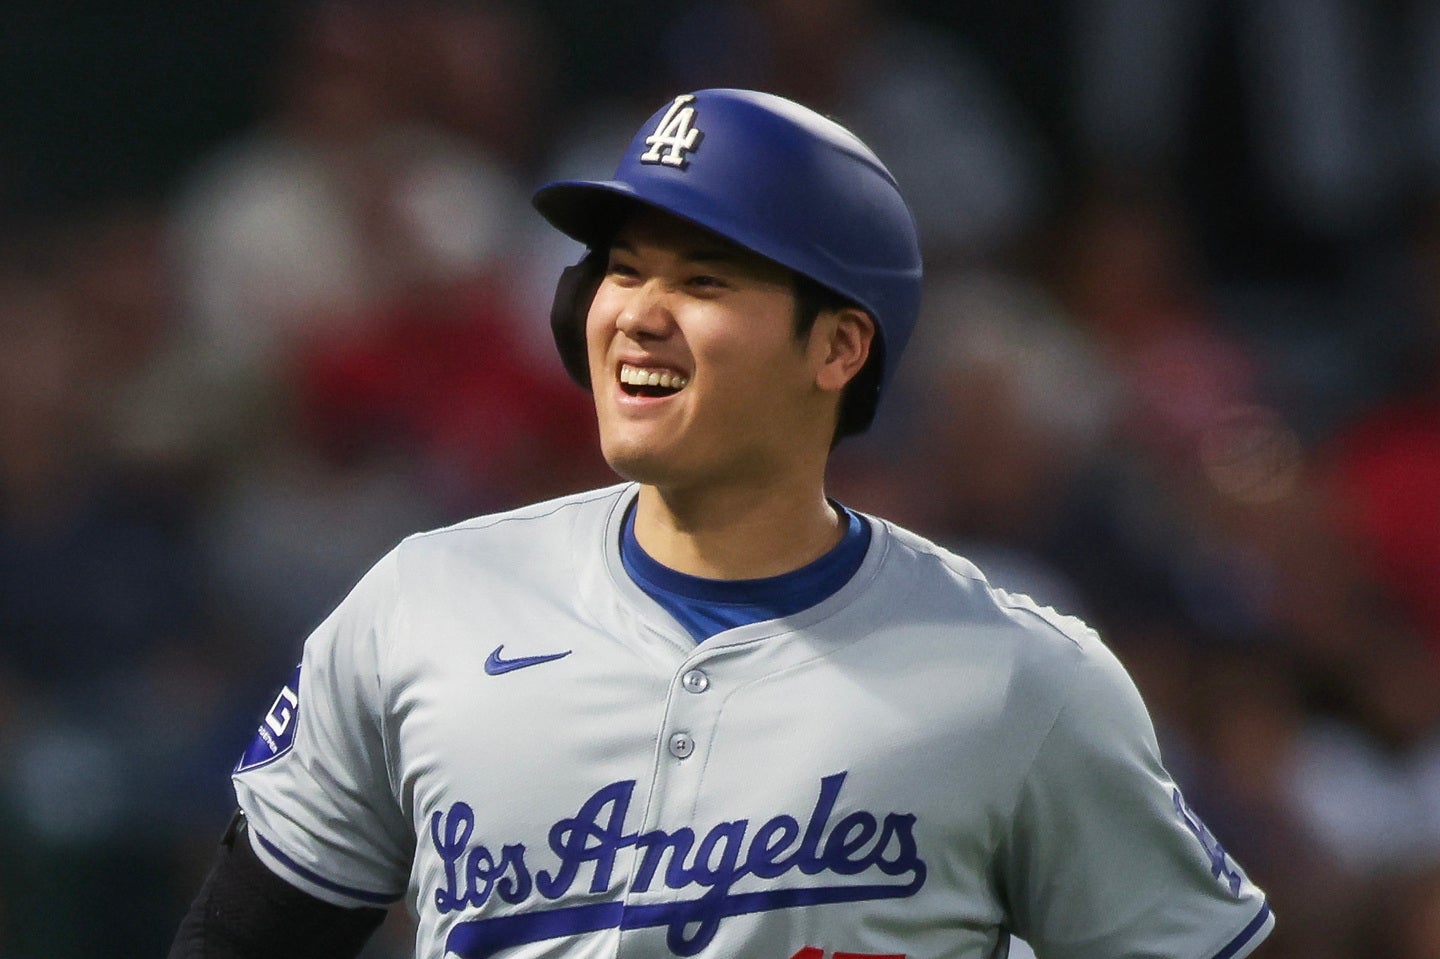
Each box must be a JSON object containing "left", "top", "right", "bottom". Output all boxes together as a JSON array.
[{"left": 533, "top": 180, "right": 648, "bottom": 251}]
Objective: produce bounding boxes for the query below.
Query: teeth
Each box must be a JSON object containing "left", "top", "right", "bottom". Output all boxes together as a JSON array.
[{"left": 620, "top": 364, "right": 689, "bottom": 390}]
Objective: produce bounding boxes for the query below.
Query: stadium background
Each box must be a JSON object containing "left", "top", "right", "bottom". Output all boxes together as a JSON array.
[{"left": 3, "top": 1, "right": 1440, "bottom": 955}]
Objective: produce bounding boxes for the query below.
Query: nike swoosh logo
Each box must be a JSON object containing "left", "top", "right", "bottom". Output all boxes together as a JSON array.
[{"left": 484, "top": 645, "right": 572, "bottom": 676}]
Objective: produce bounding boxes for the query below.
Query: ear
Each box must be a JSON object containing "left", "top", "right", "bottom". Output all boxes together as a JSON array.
[
  {"left": 554, "top": 251, "right": 605, "bottom": 389},
  {"left": 813, "top": 307, "right": 875, "bottom": 394}
]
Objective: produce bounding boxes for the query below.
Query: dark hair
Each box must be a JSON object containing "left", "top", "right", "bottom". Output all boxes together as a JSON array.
[{"left": 792, "top": 272, "right": 883, "bottom": 444}]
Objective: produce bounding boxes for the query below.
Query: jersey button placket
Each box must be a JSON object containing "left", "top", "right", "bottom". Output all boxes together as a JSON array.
[
  {"left": 667, "top": 731, "right": 695, "bottom": 759},
  {"left": 667, "top": 669, "right": 709, "bottom": 760}
]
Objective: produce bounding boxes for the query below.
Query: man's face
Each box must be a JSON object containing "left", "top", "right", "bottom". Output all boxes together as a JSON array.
[{"left": 585, "top": 209, "right": 831, "bottom": 493}]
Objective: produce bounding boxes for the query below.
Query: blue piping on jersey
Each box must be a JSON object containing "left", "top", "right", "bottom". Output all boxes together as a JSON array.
[
  {"left": 253, "top": 831, "right": 399, "bottom": 906},
  {"left": 1211, "top": 901, "right": 1273, "bottom": 959}
]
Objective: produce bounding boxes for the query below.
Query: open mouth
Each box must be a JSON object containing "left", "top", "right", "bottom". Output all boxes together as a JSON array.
[{"left": 619, "top": 363, "right": 690, "bottom": 398}]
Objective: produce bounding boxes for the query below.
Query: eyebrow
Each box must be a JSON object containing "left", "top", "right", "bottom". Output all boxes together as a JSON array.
[{"left": 609, "top": 237, "right": 747, "bottom": 266}]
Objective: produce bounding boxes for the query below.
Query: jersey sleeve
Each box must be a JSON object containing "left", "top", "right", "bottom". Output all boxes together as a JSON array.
[
  {"left": 999, "top": 629, "right": 1273, "bottom": 959},
  {"left": 232, "top": 547, "right": 413, "bottom": 909}
]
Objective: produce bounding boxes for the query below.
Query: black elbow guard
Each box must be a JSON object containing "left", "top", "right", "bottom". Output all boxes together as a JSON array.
[{"left": 168, "top": 812, "right": 389, "bottom": 959}]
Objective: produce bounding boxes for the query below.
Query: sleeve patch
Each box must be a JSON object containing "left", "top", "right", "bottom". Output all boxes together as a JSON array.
[
  {"left": 1172, "top": 787, "right": 1244, "bottom": 896},
  {"left": 235, "top": 665, "right": 302, "bottom": 773}
]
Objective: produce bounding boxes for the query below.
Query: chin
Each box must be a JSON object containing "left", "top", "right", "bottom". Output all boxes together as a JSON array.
[
  {"left": 599, "top": 437, "right": 674, "bottom": 486},
  {"left": 604, "top": 455, "right": 690, "bottom": 490}
]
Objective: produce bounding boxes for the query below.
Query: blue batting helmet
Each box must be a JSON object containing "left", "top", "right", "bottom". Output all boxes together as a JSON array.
[{"left": 532, "top": 88, "right": 923, "bottom": 436}]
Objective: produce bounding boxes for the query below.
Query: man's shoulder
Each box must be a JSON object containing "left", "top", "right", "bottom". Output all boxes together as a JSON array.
[
  {"left": 392, "top": 483, "right": 632, "bottom": 571},
  {"left": 868, "top": 515, "right": 1100, "bottom": 661},
  {"left": 857, "top": 516, "right": 1113, "bottom": 742},
  {"left": 869, "top": 515, "right": 1094, "bottom": 642},
  {"left": 413, "top": 483, "right": 628, "bottom": 539}
]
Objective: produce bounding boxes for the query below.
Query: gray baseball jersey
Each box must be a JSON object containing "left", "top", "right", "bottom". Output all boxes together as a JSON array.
[{"left": 233, "top": 483, "right": 1273, "bottom": 959}]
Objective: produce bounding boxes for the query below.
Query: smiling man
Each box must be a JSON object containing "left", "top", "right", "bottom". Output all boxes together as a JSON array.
[{"left": 170, "top": 89, "right": 1274, "bottom": 959}]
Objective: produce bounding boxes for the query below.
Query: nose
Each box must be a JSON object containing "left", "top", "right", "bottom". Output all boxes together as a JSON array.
[{"left": 613, "top": 280, "right": 674, "bottom": 341}]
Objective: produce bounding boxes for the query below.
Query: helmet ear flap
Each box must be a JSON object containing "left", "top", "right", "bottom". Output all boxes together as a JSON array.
[{"left": 550, "top": 250, "right": 606, "bottom": 390}]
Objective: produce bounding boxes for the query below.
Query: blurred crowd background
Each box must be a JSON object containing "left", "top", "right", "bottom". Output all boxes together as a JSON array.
[{"left": 3, "top": 0, "right": 1440, "bottom": 955}]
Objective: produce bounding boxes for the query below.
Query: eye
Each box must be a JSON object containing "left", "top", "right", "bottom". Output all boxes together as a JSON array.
[
  {"left": 686, "top": 273, "right": 728, "bottom": 292},
  {"left": 604, "top": 258, "right": 640, "bottom": 285}
]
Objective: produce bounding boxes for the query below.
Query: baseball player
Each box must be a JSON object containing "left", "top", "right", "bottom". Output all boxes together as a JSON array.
[{"left": 169, "top": 89, "right": 1274, "bottom": 959}]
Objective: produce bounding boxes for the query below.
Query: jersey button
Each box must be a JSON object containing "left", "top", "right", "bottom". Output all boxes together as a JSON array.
[
  {"left": 668, "top": 732, "right": 695, "bottom": 759},
  {"left": 681, "top": 669, "right": 710, "bottom": 694}
]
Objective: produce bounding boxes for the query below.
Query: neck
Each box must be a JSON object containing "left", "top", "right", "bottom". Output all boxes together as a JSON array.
[{"left": 632, "top": 478, "right": 843, "bottom": 580}]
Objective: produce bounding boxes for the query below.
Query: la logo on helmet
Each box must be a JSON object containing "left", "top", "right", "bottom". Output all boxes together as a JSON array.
[{"left": 640, "top": 94, "right": 703, "bottom": 168}]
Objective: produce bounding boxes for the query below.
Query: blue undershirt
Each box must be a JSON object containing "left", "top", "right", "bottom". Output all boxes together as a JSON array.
[{"left": 620, "top": 502, "right": 871, "bottom": 643}]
